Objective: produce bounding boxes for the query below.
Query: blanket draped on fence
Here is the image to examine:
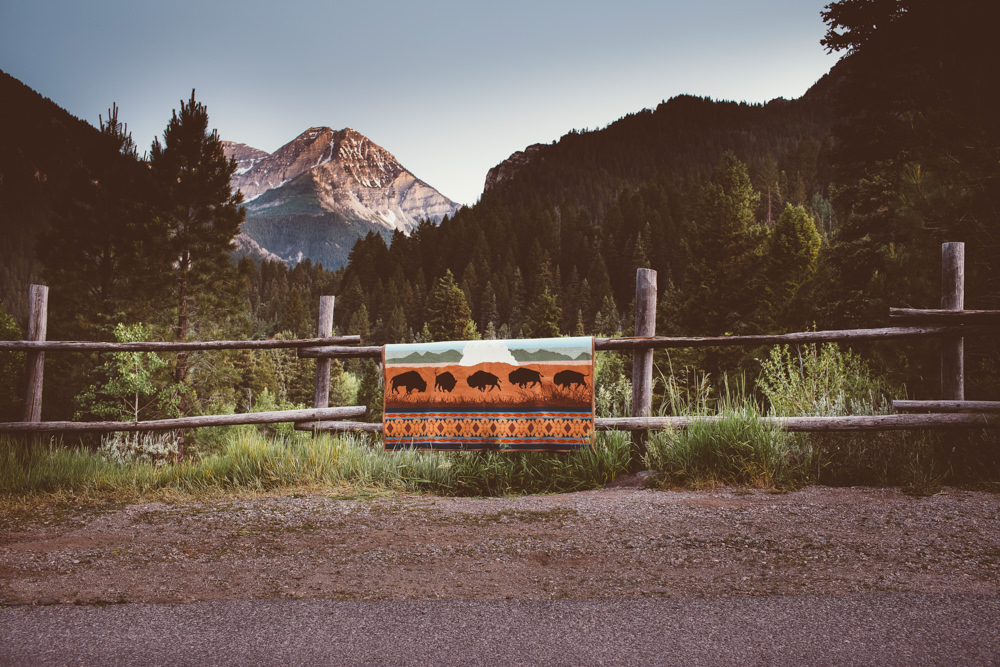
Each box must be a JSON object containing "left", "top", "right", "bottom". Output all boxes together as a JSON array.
[{"left": 382, "top": 337, "right": 594, "bottom": 451}]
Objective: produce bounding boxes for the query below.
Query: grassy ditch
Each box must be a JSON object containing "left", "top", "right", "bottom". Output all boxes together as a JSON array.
[
  {"left": 0, "top": 428, "right": 632, "bottom": 500},
  {"left": 3, "top": 344, "right": 996, "bottom": 501}
]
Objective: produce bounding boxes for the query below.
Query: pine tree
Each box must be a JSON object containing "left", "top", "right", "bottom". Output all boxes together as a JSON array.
[
  {"left": 676, "top": 152, "right": 763, "bottom": 334},
  {"left": 527, "top": 287, "right": 562, "bottom": 338},
  {"left": 765, "top": 204, "right": 822, "bottom": 329},
  {"left": 149, "top": 90, "right": 244, "bottom": 387},
  {"left": 426, "top": 270, "right": 477, "bottom": 341},
  {"left": 147, "top": 91, "right": 244, "bottom": 456},
  {"left": 39, "top": 103, "right": 152, "bottom": 337}
]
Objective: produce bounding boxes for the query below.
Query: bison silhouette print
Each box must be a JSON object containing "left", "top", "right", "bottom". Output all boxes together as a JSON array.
[
  {"left": 466, "top": 370, "right": 502, "bottom": 392},
  {"left": 391, "top": 370, "right": 426, "bottom": 394},
  {"left": 553, "top": 369, "right": 588, "bottom": 389},
  {"left": 434, "top": 371, "right": 457, "bottom": 393},
  {"left": 508, "top": 367, "right": 543, "bottom": 388}
]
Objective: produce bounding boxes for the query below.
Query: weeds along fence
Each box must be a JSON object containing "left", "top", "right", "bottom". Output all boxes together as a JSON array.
[{"left": 2, "top": 243, "right": 998, "bottom": 460}]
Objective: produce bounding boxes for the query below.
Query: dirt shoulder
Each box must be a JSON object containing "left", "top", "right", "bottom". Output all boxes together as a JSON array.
[{"left": 2, "top": 486, "right": 998, "bottom": 605}]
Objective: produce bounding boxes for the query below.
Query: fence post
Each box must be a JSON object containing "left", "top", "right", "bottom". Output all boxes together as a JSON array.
[
  {"left": 630, "top": 268, "right": 657, "bottom": 470},
  {"left": 313, "top": 296, "right": 335, "bottom": 411},
  {"left": 22, "top": 284, "right": 49, "bottom": 430},
  {"left": 941, "top": 242, "right": 964, "bottom": 400}
]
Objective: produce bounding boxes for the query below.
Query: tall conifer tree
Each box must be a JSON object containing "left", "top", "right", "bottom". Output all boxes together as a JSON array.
[{"left": 149, "top": 91, "right": 244, "bottom": 388}]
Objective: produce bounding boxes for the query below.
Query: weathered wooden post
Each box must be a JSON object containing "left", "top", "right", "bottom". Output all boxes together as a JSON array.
[
  {"left": 630, "top": 268, "right": 656, "bottom": 470},
  {"left": 941, "top": 242, "right": 964, "bottom": 400},
  {"left": 22, "top": 284, "right": 48, "bottom": 426},
  {"left": 313, "top": 296, "right": 335, "bottom": 412}
]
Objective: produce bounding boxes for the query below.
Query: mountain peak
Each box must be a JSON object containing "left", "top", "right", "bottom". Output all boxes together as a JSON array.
[{"left": 224, "top": 126, "right": 460, "bottom": 269}]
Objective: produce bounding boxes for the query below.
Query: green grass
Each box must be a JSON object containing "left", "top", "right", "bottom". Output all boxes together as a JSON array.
[
  {"left": 0, "top": 428, "right": 631, "bottom": 500},
  {"left": 643, "top": 391, "right": 811, "bottom": 490},
  {"left": 5, "top": 343, "right": 995, "bottom": 501}
]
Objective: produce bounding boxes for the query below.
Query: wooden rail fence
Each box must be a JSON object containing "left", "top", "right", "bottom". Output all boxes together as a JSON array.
[{"left": 2, "top": 243, "right": 997, "bottom": 464}]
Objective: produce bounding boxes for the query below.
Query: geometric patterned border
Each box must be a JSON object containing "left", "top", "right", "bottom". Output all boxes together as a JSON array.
[{"left": 384, "top": 408, "right": 593, "bottom": 451}]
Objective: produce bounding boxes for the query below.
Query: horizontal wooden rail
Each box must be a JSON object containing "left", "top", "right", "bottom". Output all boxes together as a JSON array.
[
  {"left": 295, "top": 326, "right": 990, "bottom": 360},
  {"left": 889, "top": 308, "right": 1000, "bottom": 325},
  {"left": 593, "top": 326, "right": 988, "bottom": 352},
  {"left": 0, "top": 336, "right": 361, "bottom": 353},
  {"left": 0, "top": 406, "right": 366, "bottom": 433},
  {"left": 598, "top": 413, "right": 995, "bottom": 431},
  {"left": 893, "top": 400, "right": 1000, "bottom": 413},
  {"left": 298, "top": 345, "right": 382, "bottom": 359},
  {"left": 294, "top": 412, "right": 996, "bottom": 435},
  {"left": 295, "top": 421, "right": 384, "bottom": 433}
]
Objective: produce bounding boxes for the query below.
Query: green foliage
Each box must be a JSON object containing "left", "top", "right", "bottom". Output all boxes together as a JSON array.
[
  {"left": 357, "top": 359, "right": 384, "bottom": 422},
  {"left": 816, "top": 0, "right": 1000, "bottom": 339},
  {"left": 148, "top": 90, "right": 246, "bottom": 437},
  {"left": 671, "top": 152, "right": 765, "bottom": 336},
  {"left": 37, "top": 103, "right": 156, "bottom": 338},
  {"left": 644, "top": 410, "right": 809, "bottom": 490},
  {"left": 595, "top": 351, "right": 631, "bottom": 418},
  {"left": 73, "top": 323, "right": 182, "bottom": 423},
  {"left": 754, "top": 343, "right": 962, "bottom": 490},
  {"left": 765, "top": 204, "right": 822, "bottom": 328},
  {"left": 426, "top": 270, "right": 478, "bottom": 341},
  {"left": 645, "top": 372, "right": 811, "bottom": 489},
  {"left": 97, "top": 431, "right": 179, "bottom": 468},
  {"left": 526, "top": 287, "right": 562, "bottom": 338},
  {"left": 440, "top": 432, "right": 631, "bottom": 496},
  {"left": 0, "top": 430, "right": 629, "bottom": 498},
  {"left": 757, "top": 344, "right": 894, "bottom": 417},
  {"left": 0, "top": 305, "right": 24, "bottom": 421}
]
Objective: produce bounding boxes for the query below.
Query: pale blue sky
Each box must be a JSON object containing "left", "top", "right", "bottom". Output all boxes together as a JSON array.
[{"left": 1, "top": 1, "right": 838, "bottom": 205}]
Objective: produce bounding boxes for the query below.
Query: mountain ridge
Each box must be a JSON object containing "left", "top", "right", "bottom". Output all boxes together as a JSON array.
[{"left": 224, "top": 126, "right": 460, "bottom": 269}]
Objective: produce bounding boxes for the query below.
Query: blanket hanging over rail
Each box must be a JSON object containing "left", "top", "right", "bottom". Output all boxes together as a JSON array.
[{"left": 382, "top": 337, "right": 594, "bottom": 451}]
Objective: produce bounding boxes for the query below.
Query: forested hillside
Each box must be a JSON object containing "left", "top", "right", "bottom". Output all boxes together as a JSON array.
[
  {"left": 336, "top": 0, "right": 999, "bottom": 401},
  {"left": 335, "top": 75, "right": 838, "bottom": 347},
  {"left": 2, "top": 0, "right": 998, "bottom": 430}
]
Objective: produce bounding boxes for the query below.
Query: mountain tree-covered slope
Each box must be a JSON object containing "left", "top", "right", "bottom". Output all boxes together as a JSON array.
[
  {"left": 0, "top": 69, "right": 104, "bottom": 323},
  {"left": 335, "top": 73, "right": 838, "bottom": 349}
]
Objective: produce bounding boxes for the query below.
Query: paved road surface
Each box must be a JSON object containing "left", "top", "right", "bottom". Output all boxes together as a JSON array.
[{"left": 3, "top": 593, "right": 998, "bottom": 665}]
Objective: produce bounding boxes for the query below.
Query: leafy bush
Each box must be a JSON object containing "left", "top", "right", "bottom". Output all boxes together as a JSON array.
[
  {"left": 595, "top": 351, "right": 631, "bottom": 418},
  {"left": 73, "top": 323, "right": 182, "bottom": 423},
  {"left": 757, "top": 344, "right": 894, "bottom": 417},
  {"left": 756, "top": 343, "right": 949, "bottom": 491},
  {"left": 0, "top": 305, "right": 24, "bottom": 421}
]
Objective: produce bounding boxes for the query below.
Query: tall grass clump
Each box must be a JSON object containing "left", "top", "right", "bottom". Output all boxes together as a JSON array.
[
  {"left": 437, "top": 431, "right": 631, "bottom": 496},
  {"left": 643, "top": 373, "right": 810, "bottom": 489},
  {"left": 753, "top": 343, "right": 988, "bottom": 492},
  {"left": 1, "top": 424, "right": 631, "bottom": 499}
]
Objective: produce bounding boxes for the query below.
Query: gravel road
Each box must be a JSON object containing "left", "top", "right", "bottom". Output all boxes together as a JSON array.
[
  {"left": 2, "top": 595, "right": 998, "bottom": 665},
  {"left": 2, "top": 485, "right": 999, "bottom": 664}
]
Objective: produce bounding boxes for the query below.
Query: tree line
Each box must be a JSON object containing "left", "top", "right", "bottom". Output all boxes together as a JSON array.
[{"left": 2, "top": 0, "right": 998, "bottom": 434}]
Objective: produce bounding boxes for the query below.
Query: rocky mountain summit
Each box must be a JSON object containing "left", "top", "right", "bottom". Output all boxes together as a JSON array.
[
  {"left": 223, "top": 127, "right": 460, "bottom": 269},
  {"left": 483, "top": 144, "right": 546, "bottom": 194}
]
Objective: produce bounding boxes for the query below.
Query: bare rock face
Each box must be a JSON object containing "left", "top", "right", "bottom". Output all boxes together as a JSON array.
[
  {"left": 483, "top": 144, "right": 545, "bottom": 194},
  {"left": 223, "top": 127, "right": 461, "bottom": 269},
  {"left": 222, "top": 141, "right": 270, "bottom": 178}
]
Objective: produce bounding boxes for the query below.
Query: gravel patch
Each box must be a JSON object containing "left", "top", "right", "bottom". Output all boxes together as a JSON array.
[{"left": 2, "top": 486, "right": 998, "bottom": 604}]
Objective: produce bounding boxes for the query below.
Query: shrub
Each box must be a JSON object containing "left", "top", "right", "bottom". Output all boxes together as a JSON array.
[{"left": 644, "top": 374, "right": 810, "bottom": 489}]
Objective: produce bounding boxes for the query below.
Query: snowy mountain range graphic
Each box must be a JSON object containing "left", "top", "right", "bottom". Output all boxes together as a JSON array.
[{"left": 384, "top": 337, "right": 593, "bottom": 366}]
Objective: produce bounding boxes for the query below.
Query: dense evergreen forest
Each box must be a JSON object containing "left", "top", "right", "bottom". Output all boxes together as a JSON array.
[{"left": 2, "top": 0, "right": 998, "bottom": 430}]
